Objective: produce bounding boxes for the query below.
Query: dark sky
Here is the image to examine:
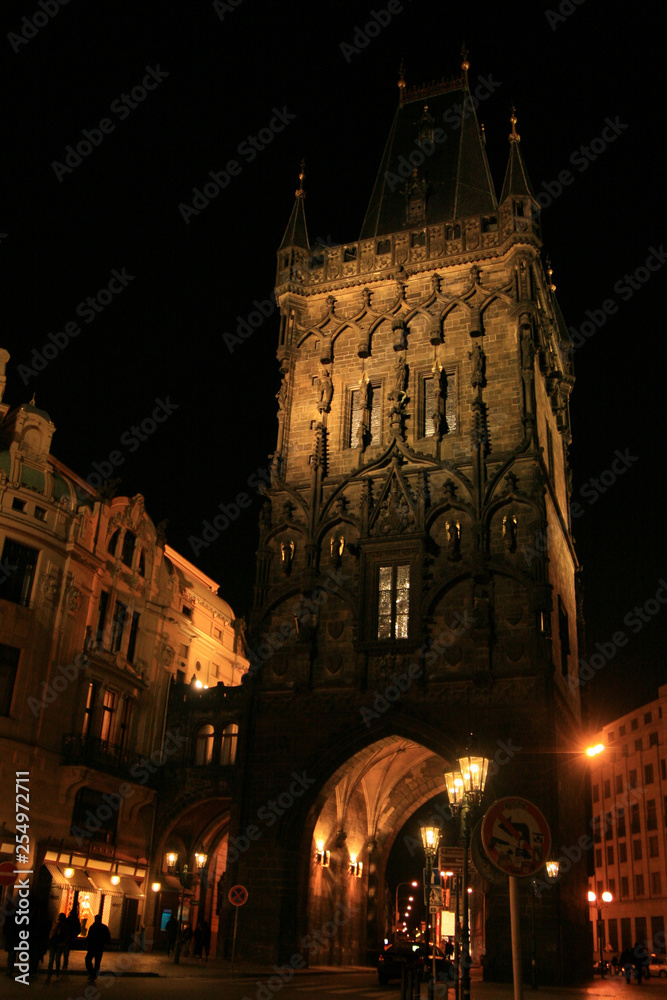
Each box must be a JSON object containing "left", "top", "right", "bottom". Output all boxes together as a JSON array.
[{"left": 3, "top": 1, "right": 664, "bottom": 726}]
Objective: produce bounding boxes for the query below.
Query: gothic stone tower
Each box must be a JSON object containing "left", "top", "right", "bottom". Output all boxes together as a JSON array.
[{"left": 231, "top": 62, "right": 589, "bottom": 982}]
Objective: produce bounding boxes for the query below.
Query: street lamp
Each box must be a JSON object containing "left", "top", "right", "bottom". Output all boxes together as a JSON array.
[
  {"left": 394, "top": 880, "right": 418, "bottom": 938},
  {"left": 420, "top": 825, "right": 441, "bottom": 997},
  {"left": 588, "top": 889, "right": 613, "bottom": 976},
  {"left": 444, "top": 754, "right": 490, "bottom": 1000},
  {"left": 529, "top": 860, "right": 561, "bottom": 989},
  {"left": 165, "top": 850, "right": 208, "bottom": 964}
]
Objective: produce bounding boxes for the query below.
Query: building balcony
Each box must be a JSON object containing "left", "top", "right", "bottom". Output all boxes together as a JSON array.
[{"left": 61, "top": 734, "right": 147, "bottom": 780}]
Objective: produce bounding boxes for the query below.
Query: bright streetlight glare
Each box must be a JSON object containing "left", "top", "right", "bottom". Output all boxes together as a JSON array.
[
  {"left": 602, "top": 891, "right": 613, "bottom": 903},
  {"left": 586, "top": 744, "right": 604, "bottom": 757},
  {"left": 588, "top": 891, "right": 597, "bottom": 902}
]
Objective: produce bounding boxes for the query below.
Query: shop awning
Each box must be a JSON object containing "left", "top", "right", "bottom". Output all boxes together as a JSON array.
[
  {"left": 44, "top": 863, "right": 96, "bottom": 892},
  {"left": 88, "top": 872, "right": 144, "bottom": 897}
]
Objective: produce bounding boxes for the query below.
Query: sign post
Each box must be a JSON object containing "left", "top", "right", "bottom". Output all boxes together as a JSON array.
[
  {"left": 228, "top": 884, "right": 248, "bottom": 971},
  {"left": 481, "top": 797, "right": 552, "bottom": 1000}
]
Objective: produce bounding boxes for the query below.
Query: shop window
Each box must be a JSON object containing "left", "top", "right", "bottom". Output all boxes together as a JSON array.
[
  {"left": 0, "top": 538, "right": 38, "bottom": 607},
  {"left": 0, "top": 643, "right": 20, "bottom": 715},
  {"left": 195, "top": 725, "right": 214, "bottom": 766},
  {"left": 377, "top": 564, "right": 410, "bottom": 639},
  {"left": 220, "top": 723, "right": 239, "bottom": 766}
]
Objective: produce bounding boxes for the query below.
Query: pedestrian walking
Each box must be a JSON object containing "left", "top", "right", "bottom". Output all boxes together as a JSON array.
[
  {"left": 85, "top": 914, "right": 111, "bottom": 982},
  {"left": 62, "top": 905, "right": 81, "bottom": 970},
  {"left": 46, "top": 914, "right": 68, "bottom": 982},
  {"left": 200, "top": 920, "right": 211, "bottom": 961},
  {"left": 165, "top": 915, "right": 178, "bottom": 956},
  {"left": 633, "top": 941, "right": 649, "bottom": 984}
]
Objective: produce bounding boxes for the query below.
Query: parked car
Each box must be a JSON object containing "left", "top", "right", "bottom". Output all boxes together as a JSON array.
[
  {"left": 648, "top": 955, "right": 667, "bottom": 977},
  {"left": 377, "top": 944, "right": 454, "bottom": 986}
]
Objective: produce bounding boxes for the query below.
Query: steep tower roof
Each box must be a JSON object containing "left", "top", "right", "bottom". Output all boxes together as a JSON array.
[
  {"left": 500, "top": 108, "right": 536, "bottom": 202},
  {"left": 279, "top": 161, "right": 310, "bottom": 251},
  {"left": 359, "top": 58, "right": 497, "bottom": 241}
]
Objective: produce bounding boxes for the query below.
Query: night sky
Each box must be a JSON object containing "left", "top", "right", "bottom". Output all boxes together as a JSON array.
[{"left": 3, "top": 2, "right": 664, "bottom": 727}]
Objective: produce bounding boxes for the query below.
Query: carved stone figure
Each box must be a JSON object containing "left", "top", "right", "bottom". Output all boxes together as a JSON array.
[
  {"left": 317, "top": 369, "right": 333, "bottom": 412},
  {"left": 469, "top": 343, "right": 485, "bottom": 387},
  {"left": 446, "top": 520, "right": 461, "bottom": 560},
  {"left": 391, "top": 355, "right": 407, "bottom": 399}
]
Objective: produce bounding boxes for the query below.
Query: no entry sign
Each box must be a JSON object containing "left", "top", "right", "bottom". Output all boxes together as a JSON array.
[
  {"left": 0, "top": 861, "right": 17, "bottom": 886},
  {"left": 228, "top": 884, "right": 248, "bottom": 906},
  {"left": 481, "top": 797, "right": 552, "bottom": 878}
]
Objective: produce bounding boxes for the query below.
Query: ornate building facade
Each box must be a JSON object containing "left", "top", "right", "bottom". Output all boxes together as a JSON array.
[
  {"left": 0, "top": 348, "right": 247, "bottom": 951},
  {"left": 221, "top": 60, "right": 590, "bottom": 982}
]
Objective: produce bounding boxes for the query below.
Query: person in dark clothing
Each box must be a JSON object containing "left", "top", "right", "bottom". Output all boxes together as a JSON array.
[
  {"left": 620, "top": 947, "right": 634, "bottom": 983},
  {"left": 46, "top": 914, "right": 68, "bottom": 982},
  {"left": 181, "top": 923, "right": 192, "bottom": 957},
  {"left": 193, "top": 923, "right": 203, "bottom": 958},
  {"left": 62, "top": 908, "right": 81, "bottom": 970},
  {"left": 200, "top": 920, "right": 211, "bottom": 961},
  {"left": 165, "top": 915, "right": 178, "bottom": 956},
  {"left": 633, "top": 942, "right": 649, "bottom": 984},
  {"left": 85, "top": 914, "right": 111, "bottom": 982}
]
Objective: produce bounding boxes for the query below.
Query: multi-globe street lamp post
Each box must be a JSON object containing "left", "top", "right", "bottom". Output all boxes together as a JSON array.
[
  {"left": 588, "top": 889, "right": 613, "bottom": 977},
  {"left": 166, "top": 850, "right": 207, "bottom": 964},
  {"left": 444, "top": 755, "right": 490, "bottom": 1000}
]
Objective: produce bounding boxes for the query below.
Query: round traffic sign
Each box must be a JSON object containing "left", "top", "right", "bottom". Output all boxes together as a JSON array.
[
  {"left": 0, "top": 861, "right": 17, "bottom": 887},
  {"left": 481, "top": 797, "right": 552, "bottom": 878},
  {"left": 228, "top": 884, "right": 248, "bottom": 906}
]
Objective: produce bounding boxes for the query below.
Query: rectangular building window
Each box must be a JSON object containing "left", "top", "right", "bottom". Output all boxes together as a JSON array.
[
  {"left": 662, "top": 760, "right": 666, "bottom": 780},
  {"left": 645, "top": 712, "right": 653, "bottom": 724},
  {"left": 631, "top": 718, "right": 639, "bottom": 731},
  {"left": 595, "top": 848, "right": 602, "bottom": 868},
  {"left": 631, "top": 804, "right": 641, "bottom": 833},
  {"left": 0, "top": 643, "right": 20, "bottom": 715},
  {"left": 619, "top": 841, "right": 627, "bottom": 862},
  {"left": 649, "top": 835, "right": 659, "bottom": 858},
  {"left": 635, "top": 738, "right": 643, "bottom": 752},
  {"left": 82, "top": 681, "right": 96, "bottom": 737},
  {"left": 609, "top": 878, "right": 616, "bottom": 896},
  {"left": 96, "top": 591, "right": 109, "bottom": 647},
  {"left": 593, "top": 815, "right": 602, "bottom": 843},
  {"left": 620, "top": 880, "right": 629, "bottom": 902},
  {"left": 0, "top": 539, "right": 38, "bottom": 607},
  {"left": 647, "top": 799, "right": 658, "bottom": 830},
  {"left": 377, "top": 564, "right": 410, "bottom": 639},
  {"left": 100, "top": 690, "right": 117, "bottom": 743},
  {"left": 645, "top": 763, "right": 655, "bottom": 784},
  {"left": 618, "top": 809, "right": 626, "bottom": 838},
  {"left": 650, "top": 732, "right": 659, "bottom": 747},
  {"left": 619, "top": 725, "right": 626, "bottom": 736},
  {"left": 629, "top": 770, "right": 638, "bottom": 789},
  {"left": 633, "top": 839, "right": 642, "bottom": 861},
  {"left": 604, "top": 812, "right": 613, "bottom": 839},
  {"left": 348, "top": 381, "right": 381, "bottom": 449},
  {"left": 126, "top": 612, "right": 140, "bottom": 663},
  {"left": 607, "top": 845, "right": 614, "bottom": 865},
  {"left": 616, "top": 774, "right": 624, "bottom": 794},
  {"left": 111, "top": 601, "right": 127, "bottom": 653},
  {"left": 421, "top": 370, "right": 457, "bottom": 438},
  {"left": 635, "top": 874, "right": 645, "bottom": 896}
]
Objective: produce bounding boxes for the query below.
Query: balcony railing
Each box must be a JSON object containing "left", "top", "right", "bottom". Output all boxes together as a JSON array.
[{"left": 62, "top": 734, "right": 146, "bottom": 779}]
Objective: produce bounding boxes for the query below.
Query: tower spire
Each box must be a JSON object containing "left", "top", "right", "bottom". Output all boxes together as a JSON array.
[
  {"left": 278, "top": 161, "right": 310, "bottom": 252},
  {"left": 500, "top": 105, "right": 537, "bottom": 204},
  {"left": 398, "top": 58, "right": 406, "bottom": 105}
]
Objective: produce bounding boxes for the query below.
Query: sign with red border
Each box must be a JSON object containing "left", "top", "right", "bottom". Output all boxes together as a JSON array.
[
  {"left": 228, "top": 884, "right": 248, "bottom": 906},
  {"left": 481, "top": 797, "right": 551, "bottom": 878}
]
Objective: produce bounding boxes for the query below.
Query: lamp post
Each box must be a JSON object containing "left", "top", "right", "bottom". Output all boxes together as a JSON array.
[
  {"left": 166, "top": 850, "right": 207, "bottom": 964},
  {"left": 588, "top": 889, "right": 612, "bottom": 976},
  {"left": 444, "top": 755, "right": 490, "bottom": 1000},
  {"left": 529, "top": 860, "right": 561, "bottom": 989},
  {"left": 420, "top": 825, "right": 441, "bottom": 998},
  {"left": 394, "top": 881, "right": 418, "bottom": 939}
]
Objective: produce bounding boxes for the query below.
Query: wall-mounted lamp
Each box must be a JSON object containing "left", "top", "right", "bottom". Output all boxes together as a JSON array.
[
  {"left": 166, "top": 852, "right": 178, "bottom": 869},
  {"left": 314, "top": 841, "right": 330, "bottom": 867},
  {"left": 151, "top": 882, "right": 161, "bottom": 893},
  {"left": 194, "top": 852, "right": 207, "bottom": 869},
  {"left": 349, "top": 856, "right": 363, "bottom": 878}
]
